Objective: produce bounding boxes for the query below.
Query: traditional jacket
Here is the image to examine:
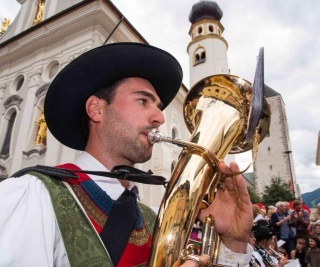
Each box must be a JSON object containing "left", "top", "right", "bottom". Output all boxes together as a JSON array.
[{"left": 34, "top": 163, "right": 156, "bottom": 266}]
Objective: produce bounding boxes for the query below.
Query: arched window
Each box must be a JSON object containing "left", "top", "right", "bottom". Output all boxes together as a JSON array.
[
  {"left": 11, "top": 74, "right": 25, "bottom": 93},
  {"left": 197, "top": 26, "right": 203, "bottom": 35},
  {"left": 208, "top": 25, "right": 214, "bottom": 33},
  {"left": 0, "top": 111, "right": 17, "bottom": 156},
  {"left": 194, "top": 48, "right": 206, "bottom": 65}
]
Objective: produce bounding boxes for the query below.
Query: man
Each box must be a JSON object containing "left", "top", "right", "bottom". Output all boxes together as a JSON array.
[
  {"left": 291, "top": 199, "right": 310, "bottom": 243},
  {"left": 270, "top": 201, "right": 294, "bottom": 256},
  {"left": 0, "top": 43, "right": 253, "bottom": 266},
  {"left": 310, "top": 203, "right": 320, "bottom": 232}
]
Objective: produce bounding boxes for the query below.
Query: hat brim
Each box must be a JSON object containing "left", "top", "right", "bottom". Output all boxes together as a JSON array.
[{"left": 44, "top": 42, "right": 183, "bottom": 150}]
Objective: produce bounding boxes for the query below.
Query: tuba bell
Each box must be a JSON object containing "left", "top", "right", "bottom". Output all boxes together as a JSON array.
[{"left": 148, "top": 69, "right": 271, "bottom": 265}]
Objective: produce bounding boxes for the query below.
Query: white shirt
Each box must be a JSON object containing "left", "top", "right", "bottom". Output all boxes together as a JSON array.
[{"left": 0, "top": 152, "right": 252, "bottom": 267}]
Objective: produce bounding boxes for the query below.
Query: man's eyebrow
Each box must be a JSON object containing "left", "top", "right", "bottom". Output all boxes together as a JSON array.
[{"left": 134, "top": 90, "right": 164, "bottom": 109}]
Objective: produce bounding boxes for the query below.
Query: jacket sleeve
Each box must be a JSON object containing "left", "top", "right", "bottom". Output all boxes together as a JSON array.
[{"left": 0, "top": 175, "right": 69, "bottom": 267}]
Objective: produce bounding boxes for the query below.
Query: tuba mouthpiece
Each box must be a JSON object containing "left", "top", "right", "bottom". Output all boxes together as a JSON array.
[{"left": 148, "top": 129, "right": 165, "bottom": 144}]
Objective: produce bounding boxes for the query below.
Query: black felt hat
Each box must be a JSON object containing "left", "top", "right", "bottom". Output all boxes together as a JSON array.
[
  {"left": 44, "top": 42, "right": 183, "bottom": 150},
  {"left": 254, "top": 226, "right": 275, "bottom": 241}
]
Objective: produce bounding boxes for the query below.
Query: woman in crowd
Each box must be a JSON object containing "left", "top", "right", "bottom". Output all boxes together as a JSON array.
[
  {"left": 291, "top": 238, "right": 307, "bottom": 267},
  {"left": 254, "top": 204, "right": 267, "bottom": 223}
]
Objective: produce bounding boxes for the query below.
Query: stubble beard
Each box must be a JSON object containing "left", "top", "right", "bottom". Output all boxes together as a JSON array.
[{"left": 105, "top": 121, "right": 153, "bottom": 165}]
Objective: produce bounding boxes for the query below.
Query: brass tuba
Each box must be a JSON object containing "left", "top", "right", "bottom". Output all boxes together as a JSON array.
[{"left": 148, "top": 69, "right": 271, "bottom": 265}]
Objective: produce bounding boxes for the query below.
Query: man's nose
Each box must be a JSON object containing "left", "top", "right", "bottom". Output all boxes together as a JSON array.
[{"left": 151, "top": 107, "right": 165, "bottom": 127}]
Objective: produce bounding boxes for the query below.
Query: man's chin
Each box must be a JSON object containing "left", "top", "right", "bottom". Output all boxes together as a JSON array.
[{"left": 137, "top": 149, "right": 153, "bottom": 163}]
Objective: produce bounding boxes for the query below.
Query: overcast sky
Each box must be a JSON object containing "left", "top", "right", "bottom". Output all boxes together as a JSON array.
[{"left": 1, "top": 0, "right": 320, "bottom": 194}]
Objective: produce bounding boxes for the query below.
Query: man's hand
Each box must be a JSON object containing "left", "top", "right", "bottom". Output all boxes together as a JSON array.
[{"left": 198, "top": 161, "right": 253, "bottom": 253}]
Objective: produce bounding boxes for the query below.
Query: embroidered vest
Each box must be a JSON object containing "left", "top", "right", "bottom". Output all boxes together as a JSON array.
[{"left": 29, "top": 164, "right": 157, "bottom": 267}]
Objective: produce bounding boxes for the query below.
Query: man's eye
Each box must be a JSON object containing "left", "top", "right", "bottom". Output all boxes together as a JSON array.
[{"left": 137, "top": 99, "right": 147, "bottom": 104}]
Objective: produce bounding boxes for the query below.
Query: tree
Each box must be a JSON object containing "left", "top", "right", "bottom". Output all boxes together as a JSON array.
[
  {"left": 247, "top": 186, "right": 262, "bottom": 203},
  {"left": 261, "top": 176, "right": 295, "bottom": 207}
]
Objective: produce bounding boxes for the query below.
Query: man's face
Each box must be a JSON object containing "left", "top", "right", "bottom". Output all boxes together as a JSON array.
[
  {"left": 295, "top": 204, "right": 302, "bottom": 212},
  {"left": 278, "top": 204, "right": 286, "bottom": 213},
  {"left": 314, "top": 225, "right": 320, "bottom": 234},
  {"left": 100, "top": 77, "right": 165, "bottom": 165}
]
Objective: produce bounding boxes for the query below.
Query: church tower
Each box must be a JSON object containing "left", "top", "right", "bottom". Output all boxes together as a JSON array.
[{"left": 187, "top": 1, "right": 229, "bottom": 87}]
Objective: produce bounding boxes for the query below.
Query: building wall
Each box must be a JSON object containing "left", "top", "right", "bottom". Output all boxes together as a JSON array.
[{"left": 254, "top": 95, "right": 298, "bottom": 197}]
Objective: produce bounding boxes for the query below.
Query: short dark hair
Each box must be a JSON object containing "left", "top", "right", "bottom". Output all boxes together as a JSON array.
[{"left": 94, "top": 78, "right": 128, "bottom": 104}]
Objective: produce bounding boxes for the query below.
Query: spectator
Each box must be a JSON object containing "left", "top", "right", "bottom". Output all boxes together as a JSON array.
[
  {"left": 277, "top": 247, "right": 288, "bottom": 259},
  {"left": 284, "top": 201, "right": 296, "bottom": 242},
  {"left": 305, "top": 235, "right": 320, "bottom": 267},
  {"left": 261, "top": 205, "right": 268, "bottom": 220},
  {"left": 310, "top": 203, "right": 320, "bottom": 232},
  {"left": 291, "top": 238, "right": 307, "bottom": 267},
  {"left": 267, "top": 206, "right": 277, "bottom": 224},
  {"left": 313, "top": 222, "right": 320, "bottom": 241},
  {"left": 291, "top": 200, "right": 310, "bottom": 244},
  {"left": 270, "top": 201, "right": 295, "bottom": 256},
  {"left": 254, "top": 204, "right": 267, "bottom": 223}
]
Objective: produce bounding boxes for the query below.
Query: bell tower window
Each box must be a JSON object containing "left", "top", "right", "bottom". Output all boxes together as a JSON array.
[{"left": 194, "top": 48, "right": 206, "bottom": 65}]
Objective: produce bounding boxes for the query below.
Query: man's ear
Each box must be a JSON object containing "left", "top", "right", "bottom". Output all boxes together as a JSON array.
[{"left": 86, "top": 95, "right": 103, "bottom": 122}]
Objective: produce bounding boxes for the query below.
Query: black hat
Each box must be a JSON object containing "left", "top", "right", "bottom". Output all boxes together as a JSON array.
[
  {"left": 254, "top": 226, "right": 275, "bottom": 241},
  {"left": 255, "top": 219, "right": 270, "bottom": 227},
  {"left": 44, "top": 42, "right": 183, "bottom": 150}
]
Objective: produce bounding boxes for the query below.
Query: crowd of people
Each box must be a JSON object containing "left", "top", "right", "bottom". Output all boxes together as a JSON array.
[{"left": 250, "top": 200, "right": 320, "bottom": 267}]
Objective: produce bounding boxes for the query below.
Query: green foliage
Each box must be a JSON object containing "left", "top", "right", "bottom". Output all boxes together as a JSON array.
[
  {"left": 261, "top": 176, "right": 295, "bottom": 207},
  {"left": 247, "top": 186, "right": 262, "bottom": 203}
]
